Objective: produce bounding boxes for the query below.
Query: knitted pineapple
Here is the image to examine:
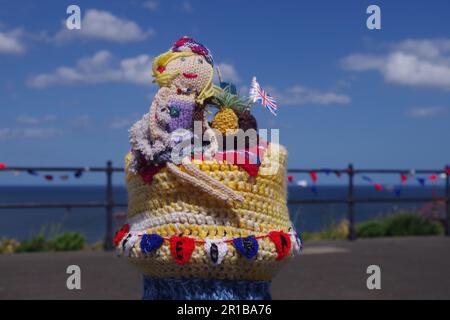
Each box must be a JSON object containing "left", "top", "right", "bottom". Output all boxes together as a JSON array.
[
  {"left": 212, "top": 107, "right": 238, "bottom": 135},
  {"left": 211, "top": 89, "right": 252, "bottom": 135}
]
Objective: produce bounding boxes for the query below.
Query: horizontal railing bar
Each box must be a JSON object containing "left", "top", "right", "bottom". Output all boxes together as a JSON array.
[
  {"left": 288, "top": 199, "right": 348, "bottom": 204},
  {"left": 287, "top": 169, "right": 446, "bottom": 174},
  {"left": 1, "top": 167, "right": 124, "bottom": 172},
  {"left": 353, "top": 169, "right": 445, "bottom": 174},
  {"left": 289, "top": 197, "right": 446, "bottom": 204},
  {"left": 0, "top": 202, "right": 128, "bottom": 209},
  {"left": 1, "top": 167, "right": 447, "bottom": 174},
  {"left": 0, "top": 198, "right": 445, "bottom": 209}
]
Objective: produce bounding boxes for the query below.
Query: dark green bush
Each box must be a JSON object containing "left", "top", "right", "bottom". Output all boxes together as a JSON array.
[
  {"left": 356, "top": 220, "right": 386, "bottom": 238},
  {"left": 15, "top": 234, "right": 47, "bottom": 253},
  {"left": 48, "top": 232, "right": 86, "bottom": 251},
  {"left": 13, "top": 231, "right": 86, "bottom": 253},
  {"left": 356, "top": 212, "right": 443, "bottom": 238},
  {"left": 384, "top": 213, "right": 443, "bottom": 236}
]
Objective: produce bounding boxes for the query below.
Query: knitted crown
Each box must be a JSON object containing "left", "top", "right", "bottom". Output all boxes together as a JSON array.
[{"left": 171, "top": 36, "right": 214, "bottom": 66}]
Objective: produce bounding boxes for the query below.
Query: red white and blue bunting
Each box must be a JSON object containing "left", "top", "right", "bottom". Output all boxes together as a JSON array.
[
  {"left": 287, "top": 166, "right": 450, "bottom": 196},
  {"left": 114, "top": 224, "right": 302, "bottom": 265},
  {"left": 0, "top": 162, "right": 89, "bottom": 182}
]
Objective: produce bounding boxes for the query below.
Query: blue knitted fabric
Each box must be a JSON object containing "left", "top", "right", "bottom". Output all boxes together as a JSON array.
[{"left": 142, "top": 277, "right": 272, "bottom": 300}]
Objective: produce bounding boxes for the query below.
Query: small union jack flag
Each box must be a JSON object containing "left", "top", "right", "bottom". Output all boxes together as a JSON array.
[{"left": 249, "top": 77, "right": 278, "bottom": 116}]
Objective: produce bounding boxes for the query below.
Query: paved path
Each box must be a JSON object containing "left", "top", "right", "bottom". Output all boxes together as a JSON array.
[{"left": 1, "top": 236, "right": 449, "bottom": 299}]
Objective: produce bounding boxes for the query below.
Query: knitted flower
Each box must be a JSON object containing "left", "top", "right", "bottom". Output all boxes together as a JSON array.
[{"left": 113, "top": 224, "right": 130, "bottom": 247}]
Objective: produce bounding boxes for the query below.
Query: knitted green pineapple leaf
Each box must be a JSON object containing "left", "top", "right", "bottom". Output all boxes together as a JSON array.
[{"left": 211, "top": 87, "right": 253, "bottom": 113}]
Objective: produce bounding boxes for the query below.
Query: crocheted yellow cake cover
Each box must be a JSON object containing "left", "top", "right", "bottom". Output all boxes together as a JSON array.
[{"left": 120, "top": 142, "right": 300, "bottom": 281}]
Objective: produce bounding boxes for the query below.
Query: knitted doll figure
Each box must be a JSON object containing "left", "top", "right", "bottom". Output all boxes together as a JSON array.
[{"left": 117, "top": 36, "right": 301, "bottom": 300}]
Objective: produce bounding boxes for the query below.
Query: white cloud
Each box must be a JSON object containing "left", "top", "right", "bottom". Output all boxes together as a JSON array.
[
  {"left": 71, "top": 115, "right": 92, "bottom": 128},
  {"left": 270, "top": 85, "right": 351, "bottom": 106},
  {"left": 181, "top": 1, "right": 193, "bottom": 13},
  {"left": 143, "top": 0, "right": 159, "bottom": 11},
  {"left": 0, "top": 29, "right": 25, "bottom": 54},
  {"left": 16, "top": 115, "right": 56, "bottom": 124},
  {"left": 341, "top": 39, "right": 450, "bottom": 90},
  {"left": 340, "top": 54, "right": 385, "bottom": 71},
  {"left": 110, "top": 114, "right": 140, "bottom": 129},
  {"left": 55, "top": 9, "right": 154, "bottom": 43},
  {"left": 0, "top": 128, "right": 62, "bottom": 140},
  {"left": 28, "top": 50, "right": 154, "bottom": 88},
  {"left": 216, "top": 63, "right": 240, "bottom": 83},
  {"left": 120, "top": 54, "right": 155, "bottom": 84},
  {"left": 405, "top": 106, "right": 447, "bottom": 118}
]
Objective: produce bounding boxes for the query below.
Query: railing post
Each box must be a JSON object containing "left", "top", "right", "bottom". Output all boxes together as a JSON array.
[
  {"left": 104, "top": 160, "right": 114, "bottom": 251},
  {"left": 347, "top": 163, "right": 356, "bottom": 240},
  {"left": 445, "top": 166, "right": 450, "bottom": 236}
]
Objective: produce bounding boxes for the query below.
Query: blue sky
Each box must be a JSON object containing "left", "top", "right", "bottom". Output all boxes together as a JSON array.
[{"left": 0, "top": 0, "right": 449, "bottom": 185}]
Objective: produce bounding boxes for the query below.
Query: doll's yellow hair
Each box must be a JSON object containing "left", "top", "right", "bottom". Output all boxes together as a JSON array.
[{"left": 152, "top": 51, "right": 220, "bottom": 105}]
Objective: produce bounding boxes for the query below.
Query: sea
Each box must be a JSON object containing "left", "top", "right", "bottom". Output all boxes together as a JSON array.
[{"left": 0, "top": 185, "right": 445, "bottom": 243}]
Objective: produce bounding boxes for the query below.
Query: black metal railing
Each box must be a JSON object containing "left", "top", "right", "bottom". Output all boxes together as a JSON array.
[{"left": 1, "top": 162, "right": 449, "bottom": 248}]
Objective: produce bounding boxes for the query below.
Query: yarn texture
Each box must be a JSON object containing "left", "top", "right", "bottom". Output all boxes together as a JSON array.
[
  {"left": 142, "top": 277, "right": 271, "bottom": 300},
  {"left": 116, "top": 36, "right": 301, "bottom": 300},
  {"left": 120, "top": 143, "right": 300, "bottom": 281}
]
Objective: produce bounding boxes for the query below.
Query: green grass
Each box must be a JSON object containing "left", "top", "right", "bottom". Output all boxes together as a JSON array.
[
  {"left": 357, "top": 212, "right": 444, "bottom": 238},
  {"left": 1, "top": 230, "right": 87, "bottom": 254},
  {"left": 301, "top": 211, "right": 444, "bottom": 241},
  {"left": 1, "top": 212, "right": 445, "bottom": 253}
]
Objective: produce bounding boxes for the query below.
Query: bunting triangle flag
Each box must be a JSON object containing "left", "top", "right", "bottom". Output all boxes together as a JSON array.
[
  {"left": 268, "top": 231, "right": 292, "bottom": 261},
  {"left": 233, "top": 235, "right": 259, "bottom": 259},
  {"left": 204, "top": 239, "right": 228, "bottom": 265},
  {"left": 169, "top": 236, "right": 195, "bottom": 265}
]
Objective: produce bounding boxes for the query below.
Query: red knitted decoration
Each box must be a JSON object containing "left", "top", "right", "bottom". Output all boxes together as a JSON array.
[
  {"left": 139, "top": 164, "right": 165, "bottom": 183},
  {"left": 156, "top": 65, "right": 166, "bottom": 73},
  {"left": 169, "top": 236, "right": 195, "bottom": 265},
  {"left": 113, "top": 224, "right": 130, "bottom": 246},
  {"left": 374, "top": 183, "right": 383, "bottom": 191},
  {"left": 268, "top": 231, "right": 291, "bottom": 261},
  {"left": 236, "top": 163, "right": 260, "bottom": 177},
  {"left": 0, "top": 163, "right": 6, "bottom": 170},
  {"left": 309, "top": 171, "right": 318, "bottom": 183}
]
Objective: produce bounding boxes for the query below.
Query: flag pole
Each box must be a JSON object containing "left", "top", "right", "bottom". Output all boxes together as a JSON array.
[{"left": 216, "top": 66, "right": 223, "bottom": 84}]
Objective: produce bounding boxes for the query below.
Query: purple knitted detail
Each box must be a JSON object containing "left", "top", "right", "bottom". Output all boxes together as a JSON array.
[{"left": 167, "top": 100, "right": 196, "bottom": 133}]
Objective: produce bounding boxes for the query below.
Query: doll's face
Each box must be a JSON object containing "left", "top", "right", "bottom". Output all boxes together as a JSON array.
[{"left": 165, "top": 55, "right": 212, "bottom": 94}]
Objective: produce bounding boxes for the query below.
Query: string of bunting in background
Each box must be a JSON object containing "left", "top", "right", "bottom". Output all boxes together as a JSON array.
[
  {"left": 2, "top": 161, "right": 449, "bottom": 188},
  {"left": 114, "top": 224, "right": 301, "bottom": 265},
  {"left": 0, "top": 162, "right": 89, "bottom": 182},
  {"left": 287, "top": 166, "right": 450, "bottom": 196},
  {"left": 288, "top": 169, "right": 343, "bottom": 195}
]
